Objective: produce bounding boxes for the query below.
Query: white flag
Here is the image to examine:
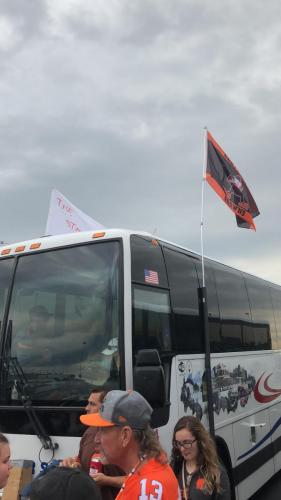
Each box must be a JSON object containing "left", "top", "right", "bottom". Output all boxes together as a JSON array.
[{"left": 45, "top": 189, "right": 104, "bottom": 236}]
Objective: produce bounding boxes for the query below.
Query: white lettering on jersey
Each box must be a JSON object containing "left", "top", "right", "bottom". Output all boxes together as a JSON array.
[
  {"left": 151, "top": 480, "right": 163, "bottom": 499},
  {"left": 139, "top": 479, "right": 148, "bottom": 500},
  {"left": 139, "top": 479, "right": 164, "bottom": 499}
]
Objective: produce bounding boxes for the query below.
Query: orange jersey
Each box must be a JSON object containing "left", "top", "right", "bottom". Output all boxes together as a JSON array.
[{"left": 116, "top": 458, "right": 180, "bottom": 500}]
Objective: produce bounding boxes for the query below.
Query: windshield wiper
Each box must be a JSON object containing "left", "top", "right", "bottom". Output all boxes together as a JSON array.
[{"left": 5, "top": 355, "right": 58, "bottom": 452}]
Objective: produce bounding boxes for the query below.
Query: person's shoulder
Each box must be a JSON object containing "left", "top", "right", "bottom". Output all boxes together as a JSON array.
[
  {"left": 219, "top": 463, "right": 230, "bottom": 482},
  {"left": 30, "top": 467, "right": 102, "bottom": 500},
  {"left": 140, "top": 459, "right": 179, "bottom": 489},
  {"left": 126, "top": 466, "right": 179, "bottom": 500},
  {"left": 217, "top": 463, "right": 231, "bottom": 499},
  {"left": 142, "top": 458, "right": 173, "bottom": 473}
]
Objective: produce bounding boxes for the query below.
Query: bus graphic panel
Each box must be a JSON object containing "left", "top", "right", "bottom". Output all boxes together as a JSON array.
[{"left": 176, "top": 352, "right": 281, "bottom": 461}]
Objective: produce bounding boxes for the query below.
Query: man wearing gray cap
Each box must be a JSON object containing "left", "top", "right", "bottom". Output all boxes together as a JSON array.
[{"left": 80, "top": 390, "right": 180, "bottom": 499}]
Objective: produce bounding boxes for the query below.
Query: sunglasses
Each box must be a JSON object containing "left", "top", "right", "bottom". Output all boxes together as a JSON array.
[{"left": 175, "top": 438, "right": 197, "bottom": 449}]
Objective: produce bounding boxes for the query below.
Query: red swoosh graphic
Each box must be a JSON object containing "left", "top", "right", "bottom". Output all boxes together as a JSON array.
[
  {"left": 254, "top": 373, "right": 281, "bottom": 403},
  {"left": 264, "top": 373, "right": 281, "bottom": 393}
]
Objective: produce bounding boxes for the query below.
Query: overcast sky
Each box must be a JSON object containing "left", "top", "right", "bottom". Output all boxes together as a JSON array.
[{"left": 1, "top": 0, "right": 281, "bottom": 283}]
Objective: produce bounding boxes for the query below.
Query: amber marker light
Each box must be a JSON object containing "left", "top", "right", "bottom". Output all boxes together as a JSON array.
[
  {"left": 15, "top": 246, "right": 26, "bottom": 253},
  {"left": 92, "top": 232, "right": 106, "bottom": 239},
  {"left": 30, "top": 243, "right": 41, "bottom": 250},
  {"left": 1, "top": 248, "right": 11, "bottom": 255}
]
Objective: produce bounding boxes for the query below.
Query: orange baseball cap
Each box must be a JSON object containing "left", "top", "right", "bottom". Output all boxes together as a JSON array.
[{"left": 80, "top": 390, "right": 152, "bottom": 429}]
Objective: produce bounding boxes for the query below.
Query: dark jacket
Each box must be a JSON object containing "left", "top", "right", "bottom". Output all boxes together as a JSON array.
[
  {"left": 78, "top": 427, "right": 124, "bottom": 500},
  {"left": 176, "top": 464, "right": 231, "bottom": 500}
]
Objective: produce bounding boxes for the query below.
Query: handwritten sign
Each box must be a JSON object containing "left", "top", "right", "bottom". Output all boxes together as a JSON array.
[{"left": 45, "top": 189, "right": 104, "bottom": 236}]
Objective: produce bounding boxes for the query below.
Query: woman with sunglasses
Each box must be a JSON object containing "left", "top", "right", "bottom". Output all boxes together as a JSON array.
[{"left": 171, "top": 416, "right": 230, "bottom": 500}]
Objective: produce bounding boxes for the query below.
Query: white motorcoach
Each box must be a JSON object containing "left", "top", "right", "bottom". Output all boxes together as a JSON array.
[{"left": 0, "top": 229, "right": 281, "bottom": 499}]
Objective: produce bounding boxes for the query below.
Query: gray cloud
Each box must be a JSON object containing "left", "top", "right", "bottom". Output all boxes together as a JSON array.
[{"left": 1, "top": 0, "right": 281, "bottom": 282}]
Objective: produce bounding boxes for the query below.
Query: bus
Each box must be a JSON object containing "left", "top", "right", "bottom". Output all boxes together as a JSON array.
[{"left": 0, "top": 228, "right": 281, "bottom": 499}]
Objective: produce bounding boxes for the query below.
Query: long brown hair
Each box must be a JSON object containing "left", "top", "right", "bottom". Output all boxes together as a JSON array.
[
  {"left": 171, "top": 416, "right": 221, "bottom": 494},
  {"left": 133, "top": 426, "right": 167, "bottom": 463}
]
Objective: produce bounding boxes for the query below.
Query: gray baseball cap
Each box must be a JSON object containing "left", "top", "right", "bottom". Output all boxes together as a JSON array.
[{"left": 80, "top": 390, "right": 152, "bottom": 430}]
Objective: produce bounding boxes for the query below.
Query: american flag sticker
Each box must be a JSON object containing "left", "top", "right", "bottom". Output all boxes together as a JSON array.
[{"left": 144, "top": 269, "right": 159, "bottom": 285}]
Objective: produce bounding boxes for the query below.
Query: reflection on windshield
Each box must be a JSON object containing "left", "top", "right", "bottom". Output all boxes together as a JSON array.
[{"left": 5, "top": 241, "right": 121, "bottom": 403}]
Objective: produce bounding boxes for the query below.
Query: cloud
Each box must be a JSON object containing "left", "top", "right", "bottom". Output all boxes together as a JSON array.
[
  {"left": 0, "top": 0, "right": 281, "bottom": 284},
  {"left": 0, "top": 15, "right": 20, "bottom": 51}
]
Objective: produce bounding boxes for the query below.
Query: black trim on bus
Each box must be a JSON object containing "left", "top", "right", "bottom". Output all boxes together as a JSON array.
[
  {"left": 131, "top": 280, "right": 170, "bottom": 292},
  {"left": 118, "top": 239, "right": 126, "bottom": 390},
  {"left": 233, "top": 434, "right": 281, "bottom": 486},
  {"left": 159, "top": 241, "right": 201, "bottom": 261},
  {"left": 0, "top": 256, "right": 19, "bottom": 400},
  {"left": 0, "top": 257, "right": 18, "bottom": 356},
  {"left": 0, "top": 404, "right": 88, "bottom": 412},
  {"left": 0, "top": 405, "right": 85, "bottom": 437}
]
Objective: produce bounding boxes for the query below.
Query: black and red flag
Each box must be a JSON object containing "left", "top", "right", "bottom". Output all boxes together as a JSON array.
[{"left": 205, "top": 131, "right": 260, "bottom": 230}]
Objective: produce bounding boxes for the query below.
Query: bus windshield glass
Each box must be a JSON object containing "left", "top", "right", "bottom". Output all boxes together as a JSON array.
[{"left": 2, "top": 240, "right": 121, "bottom": 404}]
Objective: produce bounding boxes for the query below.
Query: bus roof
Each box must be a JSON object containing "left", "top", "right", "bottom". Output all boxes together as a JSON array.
[
  {"left": 0, "top": 228, "right": 153, "bottom": 257},
  {"left": 0, "top": 228, "right": 279, "bottom": 288}
]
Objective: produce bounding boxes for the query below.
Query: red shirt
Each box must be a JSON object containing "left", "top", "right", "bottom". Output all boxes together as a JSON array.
[{"left": 116, "top": 458, "right": 180, "bottom": 500}]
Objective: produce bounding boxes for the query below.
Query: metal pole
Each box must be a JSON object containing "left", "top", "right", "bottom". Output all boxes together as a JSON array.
[
  {"left": 200, "top": 126, "right": 215, "bottom": 437},
  {"left": 200, "top": 127, "right": 208, "bottom": 288},
  {"left": 199, "top": 286, "right": 215, "bottom": 437}
]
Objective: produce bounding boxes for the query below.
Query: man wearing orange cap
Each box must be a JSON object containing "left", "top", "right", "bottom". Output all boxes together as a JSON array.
[
  {"left": 62, "top": 389, "right": 124, "bottom": 500},
  {"left": 81, "top": 390, "right": 180, "bottom": 500}
]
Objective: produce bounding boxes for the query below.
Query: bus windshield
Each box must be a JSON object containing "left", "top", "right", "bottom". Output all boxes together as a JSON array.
[{"left": 1, "top": 240, "right": 121, "bottom": 404}]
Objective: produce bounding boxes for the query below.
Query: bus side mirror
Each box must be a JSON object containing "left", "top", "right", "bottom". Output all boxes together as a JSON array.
[{"left": 133, "top": 349, "right": 166, "bottom": 407}]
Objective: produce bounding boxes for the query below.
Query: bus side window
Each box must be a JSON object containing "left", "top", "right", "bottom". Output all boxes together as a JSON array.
[
  {"left": 245, "top": 277, "right": 274, "bottom": 350},
  {"left": 132, "top": 285, "right": 172, "bottom": 356},
  {"left": 270, "top": 287, "right": 281, "bottom": 349},
  {"left": 130, "top": 235, "right": 168, "bottom": 288},
  {"left": 213, "top": 265, "right": 252, "bottom": 351},
  {"left": 131, "top": 234, "right": 171, "bottom": 357},
  {"left": 163, "top": 247, "right": 203, "bottom": 354}
]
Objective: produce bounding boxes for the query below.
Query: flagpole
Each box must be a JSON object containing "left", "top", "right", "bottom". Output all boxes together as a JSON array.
[
  {"left": 200, "top": 127, "right": 208, "bottom": 287},
  {"left": 199, "top": 126, "right": 215, "bottom": 437}
]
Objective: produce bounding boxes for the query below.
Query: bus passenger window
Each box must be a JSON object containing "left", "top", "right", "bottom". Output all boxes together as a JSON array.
[
  {"left": 245, "top": 277, "right": 274, "bottom": 350},
  {"left": 132, "top": 285, "right": 171, "bottom": 357},
  {"left": 270, "top": 287, "right": 281, "bottom": 349},
  {"left": 213, "top": 266, "right": 251, "bottom": 351},
  {"left": 163, "top": 247, "right": 203, "bottom": 354},
  {"left": 131, "top": 235, "right": 168, "bottom": 288}
]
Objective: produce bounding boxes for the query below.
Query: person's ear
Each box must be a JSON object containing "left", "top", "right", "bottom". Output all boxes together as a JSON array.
[{"left": 120, "top": 426, "right": 132, "bottom": 448}]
